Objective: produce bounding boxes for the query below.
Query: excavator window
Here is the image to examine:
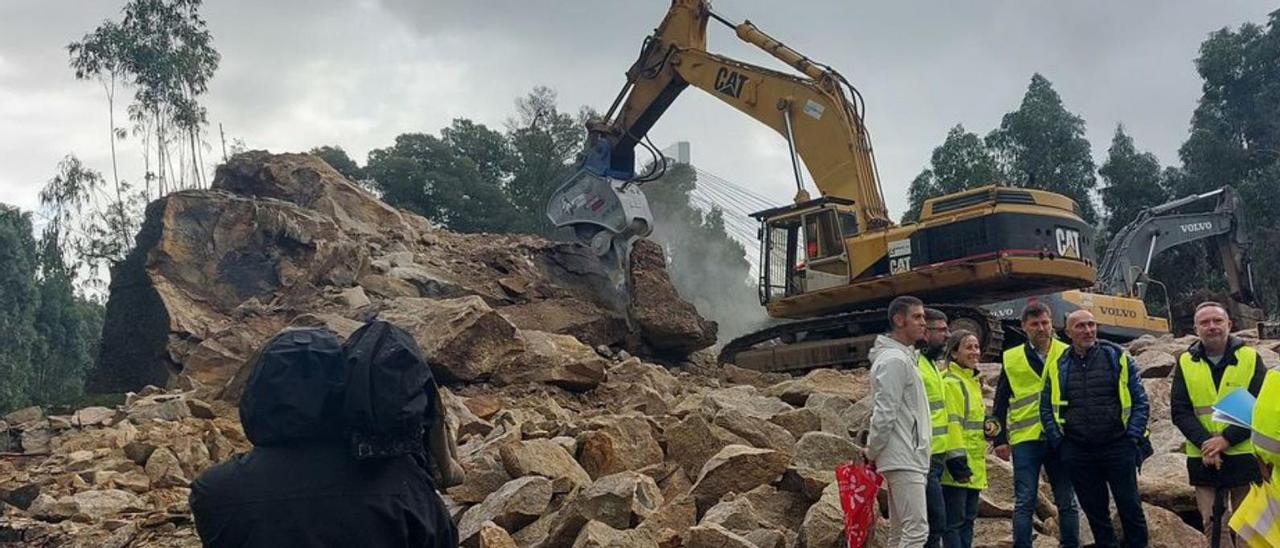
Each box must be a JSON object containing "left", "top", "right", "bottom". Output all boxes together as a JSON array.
[
  {"left": 759, "top": 219, "right": 801, "bottom": 303},
  {"left": 838, "top": 212, "right": 859, "bottom": 238},
  {"left": 803, "top": 209, "right": 844, "bottom": 260}
]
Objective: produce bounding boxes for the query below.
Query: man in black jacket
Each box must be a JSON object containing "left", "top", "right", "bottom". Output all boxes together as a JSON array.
[
  {"left": 1041, "top": 310, "right": 1150, "bottom": 548},
  {"left": 1170, "top": 302, "right": 1267, "bottom": 548},
  {"left": 190, "top": 327, "right": 457, "bottom": 547}
]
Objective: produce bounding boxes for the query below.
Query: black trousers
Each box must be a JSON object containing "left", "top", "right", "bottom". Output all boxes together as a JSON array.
[
  {"left": 1062, "top": 438, "right": 1148, "bottom": 548},
  {"left": 926, "top": 457, "right": 947, "bottom": 548}
]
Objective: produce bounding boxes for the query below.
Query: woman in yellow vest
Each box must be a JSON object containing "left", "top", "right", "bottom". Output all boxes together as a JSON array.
[{"left": 941, "top": 329, "right": 987, "bottom": 548}]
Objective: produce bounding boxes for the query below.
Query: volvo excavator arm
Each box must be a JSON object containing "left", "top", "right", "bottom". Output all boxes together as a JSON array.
[
  {"left": 1098, "top": 186, "right": 1259, "bottom": 308},
  {"left": 546, "top": 0, "right": 891, "bottom": 266}
]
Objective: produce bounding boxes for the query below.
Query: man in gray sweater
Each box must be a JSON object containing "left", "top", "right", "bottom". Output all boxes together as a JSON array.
[{"left": 868, "top": 295, "right": 932, "bottom": 548}]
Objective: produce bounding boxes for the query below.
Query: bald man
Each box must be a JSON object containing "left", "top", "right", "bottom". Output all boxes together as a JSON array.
[{"left": 1040, "top": 310, "right": 1150, "bottom": 548}]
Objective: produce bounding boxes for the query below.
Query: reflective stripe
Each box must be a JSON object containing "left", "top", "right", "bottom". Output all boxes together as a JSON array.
[
  {"left": 1009, "top": 392, "right": 1039, "bottom": 411},
  {"left": 1254, "top": 431, "right": 1280, "bottom": 454},
  {"left": 945, "top": 449, "right": 966, "bottom": 459},
  {"left": 1008, "top": 415, "right": 1040, "bottom": 432},
  {"left": 929, "top": 400, "right": 945, "bottom": 412},
  {"left": 1194, "top": 406, "right": 1214, "bottom": 416},
  {"left": 963, "top": 420, "right": 984, "bottom": 430},
  {"left": 933, "top": 425, "right": 950, "bottom": 436},
  {"left": 1254, "top": 507, "right": 1275, "bottom": 540}
]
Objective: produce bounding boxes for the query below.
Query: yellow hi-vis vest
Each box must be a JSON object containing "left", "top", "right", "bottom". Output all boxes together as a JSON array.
[
  {"left": 1179, "top": 347, "right": 1258, "bottom": 457},
  {"left": 1046, "top": 344, "right": 1136, "bottom": 428},
  {"left": 1235, "top": 370, "right": 1280, "bottom": 547},
  {"left": 1228, "top": 455, "right": 1280, "bottom": 547},
  {"left": 1002, "top": 339, "right": 1068, "bottom": 445},
  {"left": 942, "top": 365, "right": 988, "bottom": 490},
  {"left": 1253, "top": 370, "right": 1280, "bottom": 469},
  {"left": 918, "top": 354, "right": 951, "bottom": 455}
]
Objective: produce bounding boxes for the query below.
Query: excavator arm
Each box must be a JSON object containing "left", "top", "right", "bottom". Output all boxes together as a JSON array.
[
  {"left": 1098, "top": 186, "right": 1259, "bottom": 308},
  {"left": 546, "top": 0, "right": 890, "bottom": 264}
]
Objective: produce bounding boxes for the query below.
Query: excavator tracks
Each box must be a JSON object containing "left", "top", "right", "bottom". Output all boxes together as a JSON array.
[{"left": 719, "top": 304, "right": 1003, "bottom": 374}]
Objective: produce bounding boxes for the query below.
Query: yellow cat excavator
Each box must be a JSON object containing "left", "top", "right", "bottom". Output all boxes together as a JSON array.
[{"left": 546, "top": 0, "right": 1098, "bottom": 371}]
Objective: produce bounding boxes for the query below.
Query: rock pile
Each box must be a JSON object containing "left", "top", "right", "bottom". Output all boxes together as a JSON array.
[
  {"left": 1, "top": 389, "right": 247, "bottom": 546},
  {"left": 6, "top": 151, "right": 1278, "bottom": 546}
]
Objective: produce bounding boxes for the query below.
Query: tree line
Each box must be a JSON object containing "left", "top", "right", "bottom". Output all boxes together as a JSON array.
[
  {"left": 0, "top": 206, "right": 104, "bottom": 412},
  {"left": 906, "top": 10, "right": 1280, "bottom": 317}
]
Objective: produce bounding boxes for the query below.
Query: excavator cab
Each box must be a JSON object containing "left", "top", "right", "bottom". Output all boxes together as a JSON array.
[{"left": 755, "top": 197, "right": 857, "bottom": 303}]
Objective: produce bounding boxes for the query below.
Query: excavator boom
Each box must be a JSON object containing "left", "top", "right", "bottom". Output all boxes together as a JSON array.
[{"left": 547, "top": 0, "right": 1098, "bottom": 372}]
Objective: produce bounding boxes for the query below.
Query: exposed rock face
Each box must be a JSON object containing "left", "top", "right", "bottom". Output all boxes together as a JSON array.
[{"left": 87, "top": 151, "right": 714, "bottom": 395}]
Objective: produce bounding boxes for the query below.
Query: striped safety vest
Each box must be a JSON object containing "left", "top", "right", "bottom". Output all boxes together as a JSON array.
[
  {"left": 1002, "top": 339, "right": 1068, "bottom": 445},
  {"left": 942, "top": 365, "right": 988, "bottom": 490},
  {"left": 1179, "top": 347, "right": 1258, "bottom": 457},
  {"left": 918, "top": 354, "right": 951, "bottom": 455},
  {"left": 1253, "top": 370, "right": 1280, "bottom": 469}
]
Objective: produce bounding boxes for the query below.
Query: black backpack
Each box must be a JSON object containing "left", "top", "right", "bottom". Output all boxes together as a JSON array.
[
  {"left": 340, "top": 320, "right": 438, "bottom": 459},
  {"left": 238, "top": 328, "right": 345, "bottom": 447}
]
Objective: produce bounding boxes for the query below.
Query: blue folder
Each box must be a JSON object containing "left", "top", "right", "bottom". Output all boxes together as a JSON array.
[{"left": 1212, "top": 387, "right": 1256, "bottom": 429}]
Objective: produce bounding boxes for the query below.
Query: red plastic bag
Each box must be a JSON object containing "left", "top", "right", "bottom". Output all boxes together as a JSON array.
[{"left": 837, "top": 461, "right": 884, "bottom": 548}]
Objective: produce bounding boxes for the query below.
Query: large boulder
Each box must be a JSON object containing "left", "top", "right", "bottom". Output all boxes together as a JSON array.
[
  {"left": 712, "top": 409, "right": 797, "bottom": 454},
  {"left": 665, "top": 414, "right": 750, "bottom": 479},
  {"left": 456, "top": 476, "right": 553, "bottom": 546},
  {"left": 686, "top": 523, "right": 756, "bottom": 548},
  {"left": 578, "top": 471, "right": 664, "bottom": 529},
  {"left": 500, "top": 438, "right": 593, "bottom": 490},
  {"left": 764, "top": 368, "right": 870, "bottom": 406},
  {"left": 1137, "top": 452, "right": 1195, "bottom": 514},
  {"left": 800, "top": 482, "right": 845, "bottom": 548},
  {"left": 742, "top": 485, "right": 811, "bottom": 532},
  {"left": 779, "top": 431, "right": 863, "bottom": 501},
  {"left": 572, "top": 520, "right": 659, "bottom": 548},
  {"left": 494, "top": 330, "right": 608, "bottom": 391},
  {"left": 690, "top": 445, "right": 791, "bottom": 512},
  {"left": 378, "top": 296, "right": 524, "bottom": 383},
  {"left": 87, "top": 151, "right": 713, "bottom": 396},
  {"left": 700, "top": 386, "right": 795, "bottom": 421},
  {"left": 700, "top": 495, "right": 765, "bottom": 531},
  {"left": 497, "top": 298, "right": 628, "bottom": 349},
  {"left": 1134, "top": 351, "right": 1176, "bottom": 378},
  {"left": 577, "top": 415, "right": 665, "bottom": 479},
  {"left": 628, "top": 239, "right": 717, "bottom": 355}
]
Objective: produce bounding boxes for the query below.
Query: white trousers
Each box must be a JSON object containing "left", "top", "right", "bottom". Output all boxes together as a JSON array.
[{"left": 883, "top": 469, "right": 929, "bottom": 548}]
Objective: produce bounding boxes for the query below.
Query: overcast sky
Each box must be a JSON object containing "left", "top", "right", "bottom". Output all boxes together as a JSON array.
[{"left": 1, "top": 1, "right": 1275, "bottom": 221}]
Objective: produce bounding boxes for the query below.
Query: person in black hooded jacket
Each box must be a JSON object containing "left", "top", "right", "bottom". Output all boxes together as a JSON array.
[
  {"left": 1170, "top": 302, "right": 1268, "bottom": 548},
  {"left": 189, "top": 327, "right": 457, "bottom": 547}
]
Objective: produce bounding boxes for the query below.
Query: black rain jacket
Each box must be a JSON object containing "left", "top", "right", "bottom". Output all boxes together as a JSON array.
[{"left": 189, "top": 327, "right": 457, "bottom": 547}]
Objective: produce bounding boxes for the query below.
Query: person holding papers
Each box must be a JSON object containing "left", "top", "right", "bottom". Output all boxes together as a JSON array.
[{"left": 1171, "top": 301, "right": 1270, "bottom": 548}]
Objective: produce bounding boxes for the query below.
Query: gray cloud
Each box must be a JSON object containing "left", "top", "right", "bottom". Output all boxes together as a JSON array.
[{"left": 1, "top": 0, "right": 1274, "bottom": 220}]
